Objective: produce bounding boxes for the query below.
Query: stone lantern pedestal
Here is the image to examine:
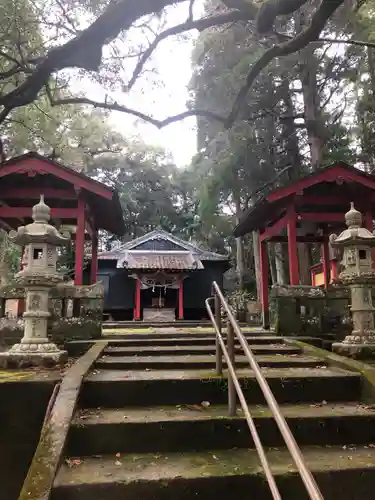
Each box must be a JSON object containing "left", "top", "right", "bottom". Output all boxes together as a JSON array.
[
  {"left": 0, "top": 196, "right": 70, "bottom": 368},
  {"left": 330, "top": 203, "right": 375, "bottom": 359}
]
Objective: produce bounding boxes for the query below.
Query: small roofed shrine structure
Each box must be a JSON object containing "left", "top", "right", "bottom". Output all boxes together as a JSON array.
[
  {"left": 97, "top": 229, "right": 230, "bottom": 321},
  {"left": 234, "top": 162, "right": 375, "bottom": 330},
  {"left": 0, "top": 152, "right": 124, "bottom": 286}
]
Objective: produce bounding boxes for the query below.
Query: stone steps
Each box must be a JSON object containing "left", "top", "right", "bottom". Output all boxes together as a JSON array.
[
  {"left": 53, "top": 331, "right": 374, "bottom": 499},
  {"left": 67, "top": 402, "right": 375, "bottom": 456},
  {"left": 81, "top": 366, "right": 360, "bottom": 407},
  {"left": 53, "top": 446, "right": 375, "bottom": 500},
  {"left": 95, "top": 354, "right": 323, "bottom": 370}
]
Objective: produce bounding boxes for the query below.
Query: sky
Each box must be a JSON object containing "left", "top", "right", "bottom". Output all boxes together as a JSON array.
[{"left": 107, "top": 2, "right": 204, "bottom": 167}]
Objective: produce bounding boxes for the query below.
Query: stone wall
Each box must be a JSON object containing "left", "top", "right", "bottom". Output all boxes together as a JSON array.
[
  {"left": 271, "top": 284, "right": 353, "bottom": 337},
  {"left": 0, "top": 282, "right": 104, "bottom": 346},
  {"left": 0, "top": 377, "right": 56, "bottom": 499}
]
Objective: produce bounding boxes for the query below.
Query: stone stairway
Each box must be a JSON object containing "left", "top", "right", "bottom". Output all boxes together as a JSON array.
[{"left": 52, "top": 332, "right": 375, "bottom": 499}]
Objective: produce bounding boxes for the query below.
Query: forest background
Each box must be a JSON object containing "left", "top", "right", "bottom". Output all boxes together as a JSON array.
[{"left": 1, "top": 0, "right": 375, "bottom": 299}]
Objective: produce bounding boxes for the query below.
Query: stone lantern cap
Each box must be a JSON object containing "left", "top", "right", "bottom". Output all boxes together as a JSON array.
[
  {"left": 330, "top": 202, "right": 375, "bottom": 248},
  {"left": 8, "top": 195, "right": 70, "bottom": 246}
]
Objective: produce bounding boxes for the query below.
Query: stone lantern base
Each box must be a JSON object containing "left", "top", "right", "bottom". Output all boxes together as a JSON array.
[
  {"left": 332, "top": 338, "right": 375, "bottom": 360},
  {"left": 0, "top": 342, "right": 67, "bottom": 368}
]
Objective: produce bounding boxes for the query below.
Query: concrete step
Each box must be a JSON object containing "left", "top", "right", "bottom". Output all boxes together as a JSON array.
[
  {"left": 80, "top": 367, "right": 361, "bottom": 407},
  {"left": 103, "top": 343, "right": 284, "bottom": 356},
  {"left": 95, "top": 354, "right": 322, "bottom": 370},
  {"left": 52, "top": 445, "right": 375, "bottom": 500},
  {"left": 103, "top": 336, "right": 282, "bottom": 347},
  {"left": 103, "top": 343, "right": 300, "bottom": 357},
  {"left": 104, "top": 334, "right": 285, "bottom": 346},
  {"left": 67, "top": 402, "right": 375, "bottom": 456}
]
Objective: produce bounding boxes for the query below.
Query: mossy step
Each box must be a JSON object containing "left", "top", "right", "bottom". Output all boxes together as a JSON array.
[
  {"left": 104, "top": 344, "right": 299, "bottom": 356},
  {"left": 104, "top": 337, "right": 275, "bottom": 347},
  {"left": 104, "top": 344, "right": 280, "bottom": 356},
  {"left": 52, "top": 446, "right": 375, "bottom": 500},
  {"left": 95, "top": 354, "right": 321, "bottom": 370},
  {"left": 81, "top": 367, "right": 361, "bottom": 407},
  {"left": 68, "top": 403, "right": 375, "bottom": 456}
]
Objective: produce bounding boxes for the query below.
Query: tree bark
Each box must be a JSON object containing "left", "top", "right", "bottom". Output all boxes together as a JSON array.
[
  {"left": 295, "top": 11, "right": 325, "bottom": 170},
  {"left": 274, "top": 242, "right": 287, "bottom": 284},
  {"left": 252, "top": 230, "right": 261, "bottom": 300}
]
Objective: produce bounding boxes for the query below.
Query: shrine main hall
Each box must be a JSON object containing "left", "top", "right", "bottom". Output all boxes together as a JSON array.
[{"left": 97, "top": 229, "right": 229, "bottom": 322}]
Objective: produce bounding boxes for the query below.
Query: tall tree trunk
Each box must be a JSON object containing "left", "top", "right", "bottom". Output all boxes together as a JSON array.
[
  {"left": 268, "top": 244, "right": 277, "bottom": 285},
  {"left": 252, "top": 230, "right": 261, "bottom": 301},
  {"left": 274, "top": 242, "right": 286, "bottom": 284},
  {"left": 280, "top": 80, "right": 302, "bottom": 181},
  {"left": 235, "top": 199, "right": 246, "bottom": 290},
  {"left": 295, "top": 11, "right": 325, "bottom": 170}
]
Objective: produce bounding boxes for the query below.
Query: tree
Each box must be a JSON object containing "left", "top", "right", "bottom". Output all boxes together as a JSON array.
[{"left": 0, "top": 0, "right": 371, "bottom": 142}]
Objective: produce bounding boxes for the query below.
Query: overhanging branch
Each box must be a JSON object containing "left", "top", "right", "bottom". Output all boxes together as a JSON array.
[{"left": 49, "top": 96, "right": 226, "bottom": 128}]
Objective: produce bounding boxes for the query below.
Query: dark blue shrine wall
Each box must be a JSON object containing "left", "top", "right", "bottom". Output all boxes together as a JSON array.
[
  {"left": 89, "top": 260, "right": 228, "bottom": 311},
  {"left": 87, "top": 261, "right": 136, "bottom": 310},
  {"left": 183, "top": 262, "right": 225, "bottom": 308}
]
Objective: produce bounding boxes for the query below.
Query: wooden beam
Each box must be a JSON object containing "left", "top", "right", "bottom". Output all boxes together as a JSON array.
[
  {"left": 0, "top": 207, "right": 78, "bottom": 218},
  {"left": 260, "top": 214, "right": 288, "bottom": 242},
  {"left": 297, "top": 213, "right": 345, "bottom": 222},
  {"left": 74, "top": 196, "right": 85, "bottom": 286},
  {"left": 0, "top": 188, "right": 77, "bottom": 200},
  {"left": 296, "top": 194, "right": 369, "bottom": 207},
  {"left": 268, "top": 236, "right": 325, "bottom": 243}
]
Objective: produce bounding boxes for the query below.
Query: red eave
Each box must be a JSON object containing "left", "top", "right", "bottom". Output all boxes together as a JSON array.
[
  {"left": 0, "top": 152, "right": 113, "bottom": 200},
  {"left": 266, "top": 163, "right": 375, "bottom": 203}
]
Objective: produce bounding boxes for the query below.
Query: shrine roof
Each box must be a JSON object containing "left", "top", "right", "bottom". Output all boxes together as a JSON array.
[
  {"left": 234, "top": 162, "right": 375, "bottom": 237},
  {"left": 117, "top": 250, "right": 204, "bottom": 270},
  {"left": 0, "top": 152, "right": 125, "bottom": 236},
  {"left": 98, "top": 228, "right": 229, "bottom": 265}
]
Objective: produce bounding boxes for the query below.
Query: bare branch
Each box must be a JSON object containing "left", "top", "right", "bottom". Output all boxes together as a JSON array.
[
  {"left": 126, "top": 10, "right": 256, "bottom": 91},
  {"left": 188, "top": 0, "right": 195, "bottom": 21},
  {"left": 225, "top": 0, "right": 344, "bottom": 128},
  {"left": 49, "top": 96, "right": 226, "bottom": 128}
]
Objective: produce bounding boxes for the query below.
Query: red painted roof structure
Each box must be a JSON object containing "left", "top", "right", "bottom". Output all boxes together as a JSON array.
[
  {"left": 0, "top": 152, "right": 124, "bottom": 235},
  {"left": 234, "top": 162, "right": 375, "bottom": 238}
]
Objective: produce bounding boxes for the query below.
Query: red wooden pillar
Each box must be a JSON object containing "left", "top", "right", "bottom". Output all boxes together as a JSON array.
[
  {"left": 134, "top": 279, "right": 141, "bottom": 320},
  {"left": 260, "top": 239, "right": 270, "bottom": 329},
  {"left": 331, "top": 259, "right": 338, "bottom": 283},
  {"left": 321, "top": 239, "right": 330, "bottom": 289},
  {"left": 74, "top": 195, "right": 85, "bottom": 286},
  {"left": 90, "top": 228, "right": 98, "bottom": 284},
  {"left": 364, "top": 209, "right": 375, "bottom": 269},
  {"left": 287, "top": 206, "right": 299, "bottom": 285},
  {"left": 178, "top": 277, "right": 184, "bottom": 320}
]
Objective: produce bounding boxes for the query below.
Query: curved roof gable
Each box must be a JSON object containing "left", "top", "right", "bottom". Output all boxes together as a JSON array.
[{"left": 99, "top": 228, "right": 229, "bottom": 262}]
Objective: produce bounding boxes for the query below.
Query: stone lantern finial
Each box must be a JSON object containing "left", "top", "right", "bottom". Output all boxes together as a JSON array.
[
  {"left": 345, "top": 202, "right": 362, "bottom": 229},
  {"left": 32, "top": 195, "right": 51, "bottom": 223}
]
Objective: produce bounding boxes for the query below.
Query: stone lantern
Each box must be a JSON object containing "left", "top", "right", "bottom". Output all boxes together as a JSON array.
[
  {"left": 0, "top": 196, "right": 70, "bottom": 367},
  {"left": 330, "top": 202, "right": 375, "bottom": 358}
]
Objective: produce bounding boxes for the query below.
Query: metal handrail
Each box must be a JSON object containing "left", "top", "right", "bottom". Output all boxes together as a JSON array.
[{"left": 205, "top": 281, "right": 323, "bottom": 500}]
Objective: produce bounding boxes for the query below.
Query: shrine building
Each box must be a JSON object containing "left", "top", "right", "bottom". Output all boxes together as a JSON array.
[
  {"left": 97, "top": 229, "right": 230, "bottom": 322},
  {"left": 233, "top": 162, "right": 375, "bottom": 328},
  {"left": 0, "top": 152, "right": 124, "bottom": 285}
]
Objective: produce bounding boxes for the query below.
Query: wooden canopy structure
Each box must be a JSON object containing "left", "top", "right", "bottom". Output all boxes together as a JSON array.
[
  {"left": 234, "top": 162, "right": 375, "bottom": 328},
  {"left": 0, "top": 152, "right": 124, "bottom": 285}
]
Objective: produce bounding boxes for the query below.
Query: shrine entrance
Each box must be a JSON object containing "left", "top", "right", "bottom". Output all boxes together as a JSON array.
[{"left": 134, "top": 272, "right": 184, "bottom": 322}]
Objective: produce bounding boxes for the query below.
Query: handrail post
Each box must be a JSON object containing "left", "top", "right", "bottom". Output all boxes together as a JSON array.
[
  {"left": 227, "top": 320, "right": 237, "bottom": 416},
  {"left": 214, "top": 292, "right": 223, "bottom": 376}
]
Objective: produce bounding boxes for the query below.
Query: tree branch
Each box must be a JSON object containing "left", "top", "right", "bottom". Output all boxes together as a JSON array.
[
  {"left": 0, "top": 0, "right": 187, "bottom": 123},
  {"left": 49, "top": 96, "right": 226, "bottom": 128},
  {"left": 225, "top": 0, "right": 344, "bottom": 128},
  {"left": 126, "top": 10, "right": 257, "bottom": 91}
]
